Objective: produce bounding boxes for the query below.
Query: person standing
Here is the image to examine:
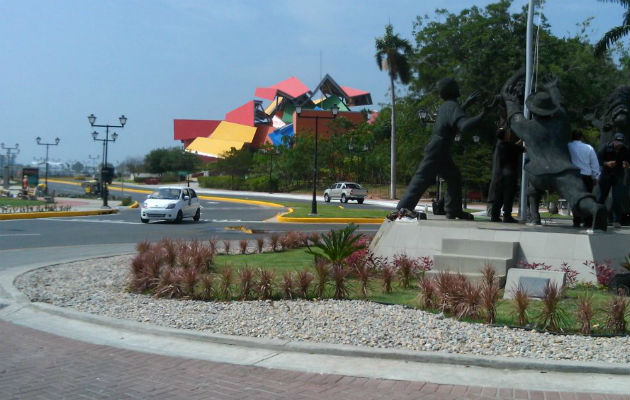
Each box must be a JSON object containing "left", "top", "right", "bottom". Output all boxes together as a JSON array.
[
  {"left": 387, "top": 78, "right": 489, "bottom": 221},
  {"left": 488, "top": 127, "right": 523, "bottom": 223},
  {"left": 568, "top": 131, "right": 600, "bottom": 227},
  {"left": 597, "top": 132, "right": 630, "bottom": 227}
]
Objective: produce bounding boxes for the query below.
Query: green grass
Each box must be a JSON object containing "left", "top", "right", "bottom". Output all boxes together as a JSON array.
[
  {"left": 0, "top": 198, "right": 46, "bottom": 207},
  {"left": 282, "top": 201, "right": 387, "bottom": 219},
  {"left": 214, "top": 248, "right": 629, "bottom": 334}
]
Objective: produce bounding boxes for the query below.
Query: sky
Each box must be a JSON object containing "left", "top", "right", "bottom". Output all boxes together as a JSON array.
[{"left": 0, "top": 0, "right": 625, "bottom": 167}]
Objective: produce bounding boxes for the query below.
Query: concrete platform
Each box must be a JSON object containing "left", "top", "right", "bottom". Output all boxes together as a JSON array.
[{"left": 370, "top": 218, "right": 630, "bottom": 283}]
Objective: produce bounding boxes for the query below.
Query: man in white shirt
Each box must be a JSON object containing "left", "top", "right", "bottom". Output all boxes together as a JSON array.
[{"left": 568, "top": 131, "right": 600, "bottom": 227}]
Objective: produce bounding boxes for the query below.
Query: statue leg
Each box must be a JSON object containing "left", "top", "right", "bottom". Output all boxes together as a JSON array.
[
  {"left": 396, "top": 158, "right": 438, "bottom": 211},
  {"left": 502, "top": 176, "right": 518, "bottom": 222},
  {"left": 441, "top": 157, "right": 473, "bottom": 219},
  {"left": 555, "top": 171, "right": 607, "bottom": 231},
  {"left": 526, "top": 177, "right": 543, "bottom": 225}
]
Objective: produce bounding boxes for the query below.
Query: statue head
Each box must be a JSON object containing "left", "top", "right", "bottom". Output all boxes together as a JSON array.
[
  {"left": 525, "top": 91, "right": 560, "bottom": 118},
  {"left": 613, "top": 132, "right": 626, "bottom": 149},
  {"left": 437, "top": 78, "right": 460, "bottom": 100}
]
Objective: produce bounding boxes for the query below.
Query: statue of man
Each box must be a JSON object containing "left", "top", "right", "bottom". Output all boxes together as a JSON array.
[
  {"left": 501, "top": 70, "right": 607, "bottom": 231},
  {"left": 388, "top": 78, "right": 488, "bottom": 221}
]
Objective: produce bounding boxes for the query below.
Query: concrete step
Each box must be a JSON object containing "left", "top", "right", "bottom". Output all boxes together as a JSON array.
[
  {"left": 433, "top": 254, "right": 511, "bottom": 277},
  {"left": 441, "top": 238, "right": 517, "bottom": 259}
]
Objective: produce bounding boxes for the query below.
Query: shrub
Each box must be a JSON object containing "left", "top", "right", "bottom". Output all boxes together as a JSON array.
[
  {"left": 197, "top": 274, "right": 215, "bottom": 301},
  {"left": 331, "top": 265, "right": 350, "bottom": 300},
  {"left": 160, "top": 238, "right": 178, "bottom": 268},
  {"left": 256, "top": 237, "right": 265, "bottom": 254},
  {"left": 313, "top": 256, "right": 330, "bottom": 298},
  {"left": 583, "top": 260, "right": 615, "bottom": 286},
  {"left": 208, "top": 237, "right": 218, "bottom": 255},
  {"left": 393, "top": 253, "right": 419, "bottom": 289},
  {"left": 269, "top": 233, "right": 280, "bottom": 252},
  {"left": 417, "top": 256, "right": 434, "bottom": 279},
  {"left": 559, "top": 262, "right": 578, "bottom": 287},
  {"left": 480, "top": 265, "right": 500, "bottom": 324},
  {"left": 381, "top": 264, "right": 395, "bottom": 294},
  {"left": 576, "top": 291, "right": 594, "bottom": 335},
  {"left": 296, "top": 269, "right": 314, "bottom": 298},
  {"left": 434, "top": 272, "right": 461, "bottom": 314},
  {"left": 135, "top": 240, "right": 152, "bottom": 254},
  {"left": 222, "top": 240, "right": 231, "bottom": 255},
  {"left": 239, "top": 239, "right": 249, "bottom": 255},
  {"left": 354, "top": 261, "right": 372, "bottom": 299},
  {"left": 605, "top": 295, "right": 628, "bottom": 334},
  {"left": 511, "top": 284, "right": 531, "bottom": 327},
  {"left": 191, "top": 243, "right": 214, "bottom": 272},
  {"left": 280, "top": 231, "right": 303, "bottom": 250},
  {"left": 417, "top": 277, "right": 436, "bottom": 309},
  {"left": 218, "top": 267, "right": 233, "bottom": 300},
  {"left": 238, "top": 266, "right": 255, "bottom": 300},
  {"left": 306, "top": 224, "right": 365, "bottom": 269},
  {"left": 453, "top": 280, "right": 481, "bottom": 320},
  {"left": 281, "top": 272, "right": 296, "bottom": 299},
  {"left": 257, "top": 268, "right": 275, "bottom": 300},
  {"left": 155, "top": 269, "right": 183, "bottom": 299},
  {"left": 180, "top": 267, "right": 199, "bottom": 297},
  {"left": 536, "top": 282, "right": 569, "bottom": 332}
]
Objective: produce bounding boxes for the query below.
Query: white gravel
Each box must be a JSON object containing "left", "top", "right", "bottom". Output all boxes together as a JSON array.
[{"left": 14, "top": 254, "right": 630, "bottom": 365}]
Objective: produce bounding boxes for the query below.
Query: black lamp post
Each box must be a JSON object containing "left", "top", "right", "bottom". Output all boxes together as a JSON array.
[
  {"left": 261, "top": 148, "right": 279, "bottom": 193},
  {"left": 1, "top": 143, "right": 19, "bottom": 189},
  {"left": 88, "top": 114, "right": 127, "bottom": 208},
  {"left": 35, "top": 137, "right": 60, "bottom": 194},
  {"left": 295, "top": 104, "right": 339, "bottom": 215}
]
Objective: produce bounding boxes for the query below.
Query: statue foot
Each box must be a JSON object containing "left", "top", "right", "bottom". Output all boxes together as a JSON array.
[
  {"left": 503, "top": 215, "right": 518, "bottom": 223},
  {"left": 387, "top": 208, "right": 427, "bottom": 221},
  {"left": 446, "top": 211, "right": 474, "bottom": 220}
]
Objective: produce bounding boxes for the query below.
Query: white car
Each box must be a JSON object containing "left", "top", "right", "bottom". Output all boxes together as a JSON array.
[
  {"left": 141, "top": 186, "right": 201, "bottom": 223},
  {"left": 323, "top": 182, "right": 368, "bottom": 204}
]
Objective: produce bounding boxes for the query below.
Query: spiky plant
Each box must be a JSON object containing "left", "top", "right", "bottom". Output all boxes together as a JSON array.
[
  {"left": 354, "top": 262, "right": 372, "bottom": 299},
  {"left": 480, "top": 265, "right": 500, "bottom": 324},
  {"left": 417, "top": 276, "right": 436, "bottom": 309},
  {"left": 239, "top": 239, "right": 249, "bottom": 255},
  {"left": 197, "top": 274, "right": 215, "bottom": 301},
  {"left": 576, "top": 291, "right": 595, "bottom": 335},
  {"left": 296, "top": 269, "right": 314, "bottom": 298},
  {"left": 180, "top": 267, "right": 199, "bottom": 297},
  {"left": 331, "top": 265, "right": 350, "bottom": 300},
  {"left": 281, "top": 271, "right": 296, "bottom": 299},
  {"left": 208, "top": 237, "right": 218, "bottom": 255},
  {"left": 381, "top": 264, "right": 395, "bottom": 294},
  {"left": 605, "top": 294, "right": 628, "bottom": 334},
  {"left": 222, "top": 240, "right": 231, "bottom": 255},
  {"left": 305, "top": 224, "right": 365, "bottom": 269},
  {"left": 218, "top": 267, "right": 233, "bottom": 300},
  {"left": 536, "top": 282, "right": 569, "bottom": 332},
  {"left": 434, "top": 271, "right": 457, "bottom": 314},
  {"left": 511, "top": 284, "right": 530, "bottom": 327},
  {"left": 313, "top": 256, "right": 330, "bottom": 298},
  {"left": 269, "top": 233, "right": 280, "bottom": 252},
  {"left": 257, "top": 268, "right": 275, "bottom": 300},
  {"left": 256, "top": 237, "right": 265, "bottom": 254},
  {"left": 454, "top": 280, "right": 481, "bottom": 320},
  {"left": 135, "top": 240, "right": 152, "bottom": 254},
  {"left": 238, "top": 266, "right": 255, "bottom": 300},
  {"left": 160, "top": 238, "right": 178, "bottom": 268},
  {"left": 155, "top": 269, "right": 183, "bottom": 299},
  {"left": 393, "top": 253, "right": 418, "bottom": 289}
]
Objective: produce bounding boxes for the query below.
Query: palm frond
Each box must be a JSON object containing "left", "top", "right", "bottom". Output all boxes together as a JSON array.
[{"left": 595, "top": 25, "right": 630, "bottom": 56}]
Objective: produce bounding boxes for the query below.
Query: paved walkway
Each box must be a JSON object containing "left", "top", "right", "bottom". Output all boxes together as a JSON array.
[{"left": 3, "top": 320, "right": 627, "bottom": 400}]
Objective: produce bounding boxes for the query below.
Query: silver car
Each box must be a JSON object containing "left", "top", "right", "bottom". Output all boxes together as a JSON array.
[
  {"left": 141, "top": 186, "right": 201, "bottom": 223},
  {"left": 323, "top": 182, "right": 368, "bottom": 204}
]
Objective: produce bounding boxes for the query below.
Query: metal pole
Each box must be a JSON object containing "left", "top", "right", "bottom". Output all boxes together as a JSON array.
[
  {"left": 311, "top": 117, "right": 319, "bottom": 215},
  {"left": 103, "top": 127, "right": 109, "bottom": 208},
  {"left": 44, "top": 145, "right": 49, "bottom": 195},
  {"left": 519, "top": 0, "right": 535, "bottom": 222}
]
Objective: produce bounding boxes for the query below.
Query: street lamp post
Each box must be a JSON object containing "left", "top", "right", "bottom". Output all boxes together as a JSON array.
[
  {"left": 35, "top": 137, "right": 60, "bottom": 194},
  {"left": 261, "top": 148, "right": 279, "bottom": 193},
  {"left": 295, "top": 104, "right": 339, "bottom": 215},
  {"left": 88, "top": 114, "right": 127, "bottom": 208},
  {"left": 1, "top": 143, "right": 19, "bottom": 189}
]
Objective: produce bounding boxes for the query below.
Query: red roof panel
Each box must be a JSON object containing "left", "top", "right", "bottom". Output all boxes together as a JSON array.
[
  {"left": 254, "top": 76, "right": 310, "bottom": 100},
  {"left": 173, "top": 119, "right": 221, "bottom": 141},
  {"left": 225, "top": 101, "right": 255, "bottom": 126}
]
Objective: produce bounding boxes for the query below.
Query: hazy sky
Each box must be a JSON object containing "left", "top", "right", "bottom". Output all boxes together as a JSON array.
[{"left": 0, "top": 0, "right": 625, "bottom": 166}]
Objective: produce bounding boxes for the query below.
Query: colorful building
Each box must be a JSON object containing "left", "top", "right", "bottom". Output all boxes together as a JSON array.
[{"left": 174, "top": 75, "right": 372, "bottom": 160}]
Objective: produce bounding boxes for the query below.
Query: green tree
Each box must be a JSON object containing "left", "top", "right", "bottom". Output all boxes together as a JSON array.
[
  {"left": 71, "top": 161, "right": 84, "bottom": 174},
  {"left": 215, "top": 147, "right": 254, "bottom": 189},
  {"left": 594, "top": 0, "right": 629, "bottom": 67},
  {"left": 375, "top": 23, "right": 413, "bottom": 199},
  {"left": 144, "top": 147, "right": 200, "bottom": 174}
]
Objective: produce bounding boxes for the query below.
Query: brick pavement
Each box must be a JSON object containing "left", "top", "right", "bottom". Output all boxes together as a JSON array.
[{"left": 1, "top": 321, "right": 627, "bottom": 400}]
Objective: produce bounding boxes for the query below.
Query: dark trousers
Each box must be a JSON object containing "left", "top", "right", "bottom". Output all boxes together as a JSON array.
[
  {"left": 489, "top": 175, "right": 517, "bottom": 219},
  {"left": 597, "top": 173, "right": 625, "bottom": 223},
  {"left": 397, "top": 154, "right": 462, "bottom": 215},
  {"left": 573, "top": 175, "right": 594, "bottom": 227}
]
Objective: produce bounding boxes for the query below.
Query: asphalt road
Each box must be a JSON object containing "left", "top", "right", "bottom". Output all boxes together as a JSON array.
[{"left": 0, "top": 181, "right": 382, "bottom": 252}]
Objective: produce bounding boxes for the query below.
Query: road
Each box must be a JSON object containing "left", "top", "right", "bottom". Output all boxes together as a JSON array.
[{"left": 0, "top": 180, "right": 383, "bottom": 251}]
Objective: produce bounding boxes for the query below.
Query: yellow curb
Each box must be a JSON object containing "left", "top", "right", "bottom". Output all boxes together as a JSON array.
[
  {"left": 129, "top": 201, "right": 139, "bottom": 209},
  {"left": 224, "top": 225, "right": 254, "bottom": 234},
  {"left": 0, "top": 209, "right": 118, "bottom": 220}
]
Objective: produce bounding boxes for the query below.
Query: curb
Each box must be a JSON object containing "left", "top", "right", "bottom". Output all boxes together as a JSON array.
[
  {"left": 0, "top": 209, "right": 118, "bottom": 220},
  {"left": 3, "top": 259, "right": 628, "bottom": 377},
  {"left": 129, "top": 201, "right": 139, "bottom": 208}
]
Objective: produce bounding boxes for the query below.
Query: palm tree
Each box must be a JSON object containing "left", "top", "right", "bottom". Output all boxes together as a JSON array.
[
  {"left": 375, "top": 24, "right": 413, "bottom": 200},
  {"left": 594, "top": 0, "right": 630, "bottom": 79}
]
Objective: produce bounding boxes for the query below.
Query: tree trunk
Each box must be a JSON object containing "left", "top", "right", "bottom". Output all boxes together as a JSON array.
[{"left": 389, "top": 74, "right": 397, "bottom": 200}]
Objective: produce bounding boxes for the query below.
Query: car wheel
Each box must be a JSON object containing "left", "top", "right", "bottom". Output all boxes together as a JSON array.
[
  {"left": 174, "top": 210, "right": 183, "bottom": 224},
  {"left": 358, "top": 198, "right": 364, "bottom": 204},
  {"left": 341, "top": 194, "right": 348, "bottom": 203},
  {"left": 141, "top": 217, "right": 149, "bottom": 223},
  {"left": 324, "top": 194, "right": 330, "bottom": 203},
  {"left": 193, "top": 208, "right": 201, "bottom": 222}
]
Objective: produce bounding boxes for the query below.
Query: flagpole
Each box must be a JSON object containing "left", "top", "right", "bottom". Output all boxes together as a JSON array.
[{"left": 519, "top": 0, "right": 535, "bottom": 222}]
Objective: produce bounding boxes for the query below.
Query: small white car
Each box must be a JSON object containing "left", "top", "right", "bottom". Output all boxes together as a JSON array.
[
  {"left": 141, "top": 186, "right": 201, "bottom": 223},
  {"left": 323, "top": 182, "right": 368, "bottom": 204}
]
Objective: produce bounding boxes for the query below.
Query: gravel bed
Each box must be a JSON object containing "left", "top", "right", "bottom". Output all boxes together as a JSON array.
[{"left": 14, "top": 255, "right": 630, "bottom": 365}]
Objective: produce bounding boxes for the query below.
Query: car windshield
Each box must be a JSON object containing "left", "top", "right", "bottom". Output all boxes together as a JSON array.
[
  {"left": 150, "top": 188, "right": 181, "bottom": 200},
  {"left": 345, "top": 183, "right": 362, "bottom": 189}
]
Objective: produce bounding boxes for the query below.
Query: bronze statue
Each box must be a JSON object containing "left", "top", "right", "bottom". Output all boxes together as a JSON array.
[
  {"left": 501, "top": 70, "right": 607, "bottom": 231},
  {"left": 388, "top": 78, "right": 489, "bottom": 221}
]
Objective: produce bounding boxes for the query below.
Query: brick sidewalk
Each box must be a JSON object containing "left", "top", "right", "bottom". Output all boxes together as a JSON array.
[{"left": 1, "top": 321, "right": 627, "bottom": 400}]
